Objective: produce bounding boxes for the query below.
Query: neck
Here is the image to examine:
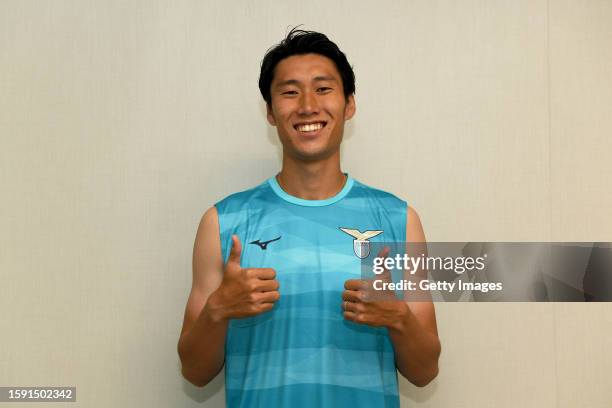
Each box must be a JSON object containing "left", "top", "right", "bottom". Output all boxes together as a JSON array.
[{"left": 277, "top": 154, "right": 346, "bottom": 200}]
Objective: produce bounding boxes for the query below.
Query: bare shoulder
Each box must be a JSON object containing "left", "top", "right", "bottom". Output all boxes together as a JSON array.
[
  {"left": 179, "top": 207, "right": 223, "bottom": 338},
  {"left": 197, "top": 206, "right": 219, "bottom": 240},
  {"left": 407, "top": 206, "right": 427, "bottom": 243},
  {"left": 193, "top": 206, "right": 223, "bottom": 289}
]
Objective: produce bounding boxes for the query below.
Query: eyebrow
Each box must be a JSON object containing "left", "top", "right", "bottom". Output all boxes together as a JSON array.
[{"left": 274, "top": 75, "right": 338, "bottom": 88}]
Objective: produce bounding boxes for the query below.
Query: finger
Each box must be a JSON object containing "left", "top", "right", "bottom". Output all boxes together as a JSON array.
[
  {"left": 376, "top": 245, "right": 390, "bottom": 259},
  {"left": 342, "top": 300, "right": 361, "bottom": 313},
  {"left": 342, "top": 290, "right": 361, "bottom": 303},
  {"left": 227, "top": 235, "right": 242, "bottom": 266},
  {"left": 344, "top": 279, "right": 367, "bottom": 291},
  {"left": 374, "top": 246, "right": 394, "bottom": 288},
  {"left": 343, "top": 310, "right": 362, "bottom": 324},
  {"left": 257, "top": 290, "right": 280, "bottom": 303},
  {"left": 379, "top": 267, "right": 393, "bottom": 284},
  {"left": 248, "top": 268, "right": 276, "bottom": 280},
  {"left": 256, "top": 302, "right": 274, "bottom": 313},
  {"left": 253, "top": 279, "right": 279, "bottom": 292},
  {"left": 375, "top": 246, "right": 391, "bottom": 277}
]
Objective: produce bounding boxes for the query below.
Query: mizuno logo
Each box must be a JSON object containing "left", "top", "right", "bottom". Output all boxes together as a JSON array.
[
  {"left": 249, "top": 236, "right": 281, "bottom": 250},
  {"left": 339, "top": 228, "right": 384, "bottom": 259}
]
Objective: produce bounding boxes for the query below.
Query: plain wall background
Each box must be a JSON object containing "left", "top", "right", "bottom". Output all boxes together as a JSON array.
[{"left": 1, "top": 1, "right": 611, "bottom": 407}]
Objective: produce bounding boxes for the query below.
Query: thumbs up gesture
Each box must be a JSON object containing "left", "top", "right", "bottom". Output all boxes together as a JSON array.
[
  {"left": 207, "top": 235, "right": 280, "bottom": 321},
  {"left": 342, "top": 246, "right": 409, "bottom": 328}
]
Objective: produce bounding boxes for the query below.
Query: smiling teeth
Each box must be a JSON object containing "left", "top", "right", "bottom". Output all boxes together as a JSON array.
[{"left": 297, "top": 122, "right": 324, "bottom": 132}]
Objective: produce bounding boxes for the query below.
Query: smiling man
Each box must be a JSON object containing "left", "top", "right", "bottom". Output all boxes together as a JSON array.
[{"left": 178, "top": 27, "right": 441, "bottom": 407}]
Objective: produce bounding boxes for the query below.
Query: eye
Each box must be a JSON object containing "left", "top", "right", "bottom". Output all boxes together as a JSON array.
[
  {"left": 282, "top": 90, "right": 298, "bottom": 95},
  {"left": 318, "top": 87, "right": 332, "bottom": 92}
]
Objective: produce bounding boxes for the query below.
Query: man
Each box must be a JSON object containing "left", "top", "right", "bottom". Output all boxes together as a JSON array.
[{"left": 178, "top": 27, "right": 441, "bottom": 407}]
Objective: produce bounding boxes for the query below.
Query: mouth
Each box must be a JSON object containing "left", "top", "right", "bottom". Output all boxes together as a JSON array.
[{"left": 293, "top": 121, "right": 328, "bottom": 137}]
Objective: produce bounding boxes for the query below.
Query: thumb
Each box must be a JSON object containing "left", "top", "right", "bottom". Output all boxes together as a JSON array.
[
  {"left": 380, "top": 265, "right": 393, "bottom": 284},
  {"left": 376, "top": 245, "right": 390, "bottom": 262},
  {"left": 376, "top": 246, "right": 391, "bottom": 281},
  {"left": 227, "top": 234, "right": 242, "bottom": 268},
  {"left": 376, "top": 246, "right": 395, "bottom": 296}
]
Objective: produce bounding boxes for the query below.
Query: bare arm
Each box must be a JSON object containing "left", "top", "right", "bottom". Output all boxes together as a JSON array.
[
  {"left": 177, "top": 206, "right": 226, "bottom": 387},
  {"left": 387, "top": 206, "right": 441, "bottom": 386},
  {"left": 177, "top": 207, "right": 281, "bottom": 387},
  {"left": 342, "top": 206, "right": 441, "bottom": 387}
]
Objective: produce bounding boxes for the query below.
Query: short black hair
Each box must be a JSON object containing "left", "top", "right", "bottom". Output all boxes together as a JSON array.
[{"left": 258, "top": 26, "right": 356, "bottom": 107}]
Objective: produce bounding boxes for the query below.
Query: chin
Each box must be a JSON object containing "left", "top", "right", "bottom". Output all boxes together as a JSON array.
[
  {"left": 290, "top": 147, "right": 336, "bottom": 162},
  {"left": 279, "top": 136, "right": 340, "bottom": 162}
]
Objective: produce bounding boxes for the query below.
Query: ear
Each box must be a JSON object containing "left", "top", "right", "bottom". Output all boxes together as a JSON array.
[
  {"left": 344, "top": 94, "right": 356, "bottom": 120},
  {"left": 266, "top": 103, "right": 277, "bottom": 126}
]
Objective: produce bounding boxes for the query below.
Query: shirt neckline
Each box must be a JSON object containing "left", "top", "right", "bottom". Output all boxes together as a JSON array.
[{"left": 267, "top": 173, "right": 354, "bottom": 207}]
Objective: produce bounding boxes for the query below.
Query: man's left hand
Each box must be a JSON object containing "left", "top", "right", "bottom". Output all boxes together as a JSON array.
[{"left": 342, "top": 249, "right": 411, "bottom": 330}]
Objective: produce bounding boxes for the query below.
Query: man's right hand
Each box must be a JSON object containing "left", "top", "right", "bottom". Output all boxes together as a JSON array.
[{"left": 205, "top": 234, "right": 280, "bottom": 322}]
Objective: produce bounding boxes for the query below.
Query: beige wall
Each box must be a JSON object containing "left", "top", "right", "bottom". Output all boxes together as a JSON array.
[{"left": 1, "top": 1, "right": 611, "bottom": 407}]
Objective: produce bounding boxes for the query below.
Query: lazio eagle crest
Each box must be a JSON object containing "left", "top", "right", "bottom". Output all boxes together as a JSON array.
[{"left": 339, "top": 227, "right": 384, "bottom": 259}]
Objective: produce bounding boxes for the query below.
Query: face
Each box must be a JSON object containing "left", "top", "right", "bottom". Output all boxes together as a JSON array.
[{"left": 266, "top": 53, "right": 356, "bottom": 162}]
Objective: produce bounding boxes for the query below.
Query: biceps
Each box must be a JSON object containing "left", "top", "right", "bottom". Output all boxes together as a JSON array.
[
  {"left": 180, "top": 207, "right": 223, "bottom": 337},
  {"left": 181, "top": 253, "right": 224, "bottom": 337}
]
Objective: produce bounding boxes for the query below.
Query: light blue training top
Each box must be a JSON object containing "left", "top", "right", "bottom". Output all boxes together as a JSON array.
[{"left": 215, "top": 174, "right": 407, "bottom": 408}]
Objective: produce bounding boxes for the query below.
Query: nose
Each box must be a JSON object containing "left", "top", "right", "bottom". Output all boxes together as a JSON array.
[{"left": 297, "top": 90, "right": 319, "bottom": 115}]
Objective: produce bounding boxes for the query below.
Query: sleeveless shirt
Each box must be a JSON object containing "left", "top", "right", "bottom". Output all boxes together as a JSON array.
[{"left": 215, "top": 175, "right": 407, "bottom": 408}]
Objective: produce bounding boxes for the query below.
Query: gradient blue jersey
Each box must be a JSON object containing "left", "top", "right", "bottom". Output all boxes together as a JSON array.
[{"left": 215, "top": 175, "right": 407, "bottom": 408}]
